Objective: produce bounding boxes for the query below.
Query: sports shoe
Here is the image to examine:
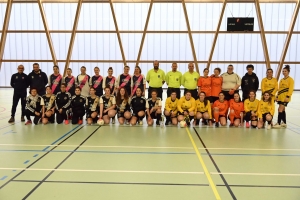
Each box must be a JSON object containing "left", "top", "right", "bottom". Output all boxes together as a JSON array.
[
  {"left": 25, "top": 120, "right": 32, "bottom": 125},
  {"left": 246, "top": 122, "right": 250, "bottom": 128},
  {"left": 229, "top": 123, "right": 234, "bottom": 127},
  {"left": 21, "top": 116, "right": 25, "bottom": 122},
  {"left": 165, "top": 120, "right": 170, "bottom": 126},
  {"left": 8, "top": 117, "right": 15, "bottom": 123},
  {"left": 64, "top": 120, "right": 69, "bottom": 125},
  {"left": 215, "top": 122, "right": 219, "bottom": 127},
  {"left": 112, "top": 117, "right": 115, "bottom": 124},
  {"left": 267, "top": 124, "right": 271, "bottom": 130},
  {"left": 273, "top": 123, "right": 281, "bottom": 129},
  {"left": 125, "top": 120, "right": 130, "bottom": 125},
  {"left": 78, "top": 120, "right": 83, "bottom": 125},
  {"left": 281, "top": 122, "right": 287, "bottom": 128},
  {"left": 139, "top": 120, "right": 143, "bottom": 125},
  {"left": 203, "top": 120, "right": 208, "bottom": 126},
  {"left": 156, "top": 120, "right": 160, "bottom": 126}
]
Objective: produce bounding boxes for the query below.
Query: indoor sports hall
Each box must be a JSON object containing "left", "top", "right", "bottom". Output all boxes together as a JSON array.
[{"left": 0, "top": 0, "right": 300, "bottom": 200}]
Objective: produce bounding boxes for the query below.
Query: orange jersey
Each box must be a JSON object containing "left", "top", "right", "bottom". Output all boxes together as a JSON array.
[
  {"left": 197, "top": 76, "right": 211, "bottom": 96},
  {"left": 213, "top": 100, "right": 228, "bottom": 116},
  {"left": 229, "top": 99, "right": 244, "bottom": 118},
  {"left": 211, "top": 76, "right": 223, "bottom": 97}
]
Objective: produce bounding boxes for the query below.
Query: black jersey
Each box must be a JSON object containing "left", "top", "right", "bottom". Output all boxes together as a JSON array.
[
  {"left": 90, "top": 75, "right": 104, "bottom": 97},
  {"left": 71, "top": 95, "right": 86, "bottom": 110},
  {"left": 100, "top": 95, "right": 116, "bottom": 110},
  {"left": 49, "top": 74, "right": 62, "bottom": 94},
  {"left": 25, "top": 95, "right": 45, "bottom": 113},
  {"left": 42, "top": 94, "right": 56, "bottom": 111},
  {"left": 10, "top": 72, "right": 29, "bottom": 91},
  {"left": 146, "top": 98, "right": 162, "bottom": 110},
  {"left": 64, "top": 76, "right": 76, "bottom": 96},
  {"left": 86, "top": 96, "right": 100, "bottom": 112},
  {"left": 117, "top": 74, "right": 131, "bottom": 94},
  {"left": 130, "top": 96, "right": 146, "bottom": 113},
  {"left": 131, "top": 75, "right": 145, "bottom": 93},
  {"left": 104, "top": 76, "right": 116, "bottom": 94},
  {"left": 117, "top": 98, "right": 131, "bottom": 112},
  {"left": 55, "top": 91, "right": 71, "bottom": 110}
]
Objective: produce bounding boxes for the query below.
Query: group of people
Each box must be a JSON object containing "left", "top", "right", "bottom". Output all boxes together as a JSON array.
[{"left": 8, "top": 61, "right": 294, "bottom": 129}]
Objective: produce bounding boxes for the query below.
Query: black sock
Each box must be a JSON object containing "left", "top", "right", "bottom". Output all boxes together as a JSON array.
[
  {"left": 156, "top": 114, "right": 161, "bottom": 121},
  {"left": 195, "top": 119, "right": 200, "bottom": 124},
  {"left": 282, "top": 111, "right": 286, "bottom": 124},
  {"left": 268, "top": 121, "right": 271, "bottom": 125},
  {"left": 277, "top": 112, "right": 282, "bottom": 124},
  {"left": 166, "top": 116, "right": 171, "bottom": 122},
  {"left": 189, "top": 115, "right": 194, "bottom": 122},
  {"left": 139, "top": 116, "right": 144, "bottom": 121}
]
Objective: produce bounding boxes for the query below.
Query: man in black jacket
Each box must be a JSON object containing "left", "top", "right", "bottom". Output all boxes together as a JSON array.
[
  {"left": 28, "top": 63, "right": 48, "bottom": 96},
  {"left": 241, "top": 64, "right": 259, "bottom": 101},
  {"left": 8, "top": 65, "right": 29, "bottom": 123}
]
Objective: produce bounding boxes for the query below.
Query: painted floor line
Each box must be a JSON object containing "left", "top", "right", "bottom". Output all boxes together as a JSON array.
[{"left": 210, "top": 172, "right": 300, "bottom": 176}]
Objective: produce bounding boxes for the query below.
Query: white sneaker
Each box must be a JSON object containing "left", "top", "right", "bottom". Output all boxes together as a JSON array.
[
  {"left": 125, "top": 120, "right": 130, "bottom": 125},
  {"left": 273, "top": 123, "right": 281, "bottom": 129},
  {"left": 281, "top": 122, "right": 287, "bottom": 128},
  {"left": 112, "top": 118, "right": 115, "bottom": 124},
  {"left": 267, "top": 124, "right": 271, "bottom": 130},
  {"left": 139, "top": 120, "right": 143, "bottom": 125}
]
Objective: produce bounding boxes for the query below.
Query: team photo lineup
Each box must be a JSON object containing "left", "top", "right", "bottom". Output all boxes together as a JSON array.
[{"left": 8, "top": 60, "right": 294, "bottom": 129}]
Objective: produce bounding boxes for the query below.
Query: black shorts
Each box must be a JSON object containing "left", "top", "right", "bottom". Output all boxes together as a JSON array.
[
  {"left": 277, "top": 101, "right": 289, "bottom": 107},
  {"left": 117, "top": 110, "right": 130, "bottom": 118},
  {"left": 146, "top": 112, "right": 157, "bottom": 119},
  {"left": 210, "top": 96, "right": 219, "bottom": 103},
  {"left": 262, "top": 113, "right": 272, "bottom": 122},
  {"left": 148, "top": 87, "right": 163, "bottom": 100},
  {"left": 205, "top": 96, "right": 214, "bottom": 103},
  {"left": 167, "top": 87, "right": 181, "bottom": 99},
  {"left": 184, "top": 89, "right": 198, "bottom": 100},
  {"left": 222, "top": 90, "right": 239, "bottom": 101},
  {"left": 132, "top": 110, "right": 145, "bottom": 117},
  {"left": 86, "top": 110, "right": 99, "bottom": 118}
]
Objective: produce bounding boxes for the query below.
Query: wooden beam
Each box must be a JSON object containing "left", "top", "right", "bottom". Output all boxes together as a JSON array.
[
  {"left": 206, "top": 0, "right": 227, "bottom": 71},
  {"left": 0, "top": 0, "right": 12, "bottom": 70},
  {"left": 136, "top": 0, "right": 153, "bottom": 66},
  {"left": 64, "top": 0, "right": 83, "bottom": 76},
  {"left": 255, "top": 0, "right": 271, "bottom": 69},
  {"left": 276, "top": 0, "right": 300, "bottom": 79},
  {"left": 37, "top": 0, "right": 57, "bottom": 66},
  {"left": 182, "top": 0, "right": 199, "bottom": 73},
  {"left": 109, "top": 0, "right": 127, "bottom": 66}
]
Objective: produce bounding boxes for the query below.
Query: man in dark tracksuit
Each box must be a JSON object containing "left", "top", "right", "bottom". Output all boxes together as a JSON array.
[
  {"left": 8, "top": 65, "right": 29, "bottom": 123},
  {"left": 28, "top": 63, "right": 48, "bottom": 96},
  {"left": 241, "top": 64, "right": 259, "bottom": 102}
]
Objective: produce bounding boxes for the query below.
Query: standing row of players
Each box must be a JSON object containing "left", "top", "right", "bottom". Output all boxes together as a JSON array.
[{"left": 9, "top": 62, "right": 294, "bottom": 128}]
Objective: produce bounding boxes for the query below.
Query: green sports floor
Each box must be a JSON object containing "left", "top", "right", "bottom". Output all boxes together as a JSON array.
[{"left": 0, "top": 89, "right": 299, "bottom": 200}]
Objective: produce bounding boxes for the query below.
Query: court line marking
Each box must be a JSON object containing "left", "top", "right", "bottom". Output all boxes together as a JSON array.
[
  {"left": 210, "top": 172, "right": 300, "bottom": 176},
  {"left": 0, "top": 168, "right": 204, "bottom": 174},
  {"left": 185, "top": 127, "right": 221, "bottom": 200}
]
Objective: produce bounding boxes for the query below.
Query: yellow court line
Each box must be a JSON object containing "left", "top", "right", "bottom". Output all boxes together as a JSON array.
[{"left": 185, "top": 127, "right": 221, "bottom": 200}]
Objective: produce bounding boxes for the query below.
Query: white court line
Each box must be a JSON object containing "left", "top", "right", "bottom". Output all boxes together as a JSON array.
[
  {"left": 0, "top": 168, "right": 204, "bottom": 174},
  {"left": 0, "top": 144, "right": 300, "bottom": 151},
  {"left": 210, "top": 172, "right": 300, "bottom": 176}
]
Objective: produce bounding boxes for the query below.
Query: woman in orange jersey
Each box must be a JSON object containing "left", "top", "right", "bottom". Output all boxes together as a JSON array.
[
  {"left": 244, "top": 90, "right": 259, "bottom": 128},
  {"left": 177, "top": 91, "right": 196, "bottom": 126},
  {"left": 213, "top": 92, "right": 228, "bottom": 127},
  {"left": 257, "top": 92, "right": 274, "bottom": 130},
  {"left": 228, "top": 93, "right": 244, "bottom": 127},
  {"left": 198, "top": 68, "right": 211, "bottom": 102},
  {"left": 211, "top": 68, "right": 223, "bottom": 104},
  {"left": 195, "top": 92, "right": 212, "bottom": 126}
]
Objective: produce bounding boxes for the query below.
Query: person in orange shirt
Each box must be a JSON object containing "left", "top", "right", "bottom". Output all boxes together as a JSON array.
[
  {"left": 213, "top": 92, "right": 228, "bottom": 127},
  {"left": 228, "top": 93, "right": 244, "bottom": 127},
  {"left": 198, "top": 68, "right": 211, "bottom": 101},
  {"left": 211, "top": 68, "right": 223, "bottom": 104}
]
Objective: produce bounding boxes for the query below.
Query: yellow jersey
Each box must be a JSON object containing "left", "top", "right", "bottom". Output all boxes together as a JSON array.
[
  {"left": 261, "top": 77, "right": 278, "bottom": 97},
  {"left": 244, "top": 99, "right": 259, "bottom": 113},
  {"left": 181, "top": 71, "right": 200, "bottom": 90},
  {"left": 146, "top": 69, "right": 165, "bottom": 87},
  {"left": 276, "top": 76, "right": 294, "bottom": 102},
  {"left": 195, "top": 99, "right": 212, "bottom": 119},
  {"left": 165, "top": 97, "right": 178, "bottom": 114},
  {"left": 165, "top": 71, "right": 182, "bottom": 88},
  {"left": 257, "top": 100, "right": 275, "bottom": 118},
  {"left": 177, "top": 96, "right": 196, "bottom": 113}
]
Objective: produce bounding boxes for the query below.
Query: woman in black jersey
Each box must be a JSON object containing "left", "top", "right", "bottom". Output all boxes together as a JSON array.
[
  {"left": 71, "top": 87, "right": 86, "bottom": 124},
  {"left": 130, "top": 88, "right": 147, "bottom": 126},
  {"left": 146, "top": 90, "right": 162, "bottom": 126},
  {"left": 42, "top": 86, "right": 56, "bottom": 124},
  {"left": 86, "top": 87, "right": 100, "bottom": 125},
  {"left": 48, "top": 65, "right": 62, "bottom": 95},
  {"left": 103, "top": 67, "right": 116, "bottom": 95},
  {"left": 24, "top": 88, "right": 45, "bottom": 125},
  {"left": 116, "top": 88, "right": 131, "bottom": 125},
  {"left": 100, "top": 87, "right": 116, "bottom": 124},
  {"left": 55, "top": 83, "right": 71, "bottom": 124}
]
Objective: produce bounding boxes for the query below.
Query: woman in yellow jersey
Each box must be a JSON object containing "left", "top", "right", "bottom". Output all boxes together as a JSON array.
[
  {"left": 257, "top": 92, "right": 274, "bottom": 130},
  {"left": 261, "top": 68, "right": 278, "bottom": 101},
  {"left": 273, "top": 65, "right": 294, "bottom": 128},
  {"left": 177, "top": 91, "right": 196, "bottom": 126},
  {"left": 194, "top": 92, "right": 212, "bottom": 126},
  {"left": 164, "top": 90, "right": 178, "bottom": 125},
  {"left": 244, "top": 90, "right": 259, "bottom": 128}
]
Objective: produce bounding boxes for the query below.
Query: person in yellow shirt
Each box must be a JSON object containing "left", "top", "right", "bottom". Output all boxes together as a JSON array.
[
  {"left": 181, "top": 63, "right": 200, "bottom": 100},
  {"left": 165, "top": 63, "right": 182, "bottom": 99},
  {"left": 261, "top": 68, "right": 278, "bottom": 101},
  {"left": 164, "top": 90, "right": 178, "bottom": 125},
  {"left": 146, "top": 60, "right": 165, "bottom": 100},
  {"left": 244, "top": 90, "right": 259, "bottom": 128},
  {"left": 177, "top": 91, "right": 196, "bottom": 126},
  {"left": 195, "top": 92, "right": 212, "bottom": 126},
  {"left": 257, "top": 92, "right": 274, "bottom": 130},
  {"left": 273, "top": 65, "right": 294, "bottom": 128}
]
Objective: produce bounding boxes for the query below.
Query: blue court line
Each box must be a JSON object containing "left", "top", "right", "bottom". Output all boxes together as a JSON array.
[
  {"left": 33, "top": 154, "right": 38, "bottom": 157},
  {"left": 0, "top": 176, "right": 8, "bottom": 180},
  {"left": 23, "top": 160, "right": 30, "bottom": 164},
  {"left": 42, "top": 125, "right": 81, "bottom": 151},
  {"left": 1, "top": 149, "right": 300, "bottom": 157}
]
